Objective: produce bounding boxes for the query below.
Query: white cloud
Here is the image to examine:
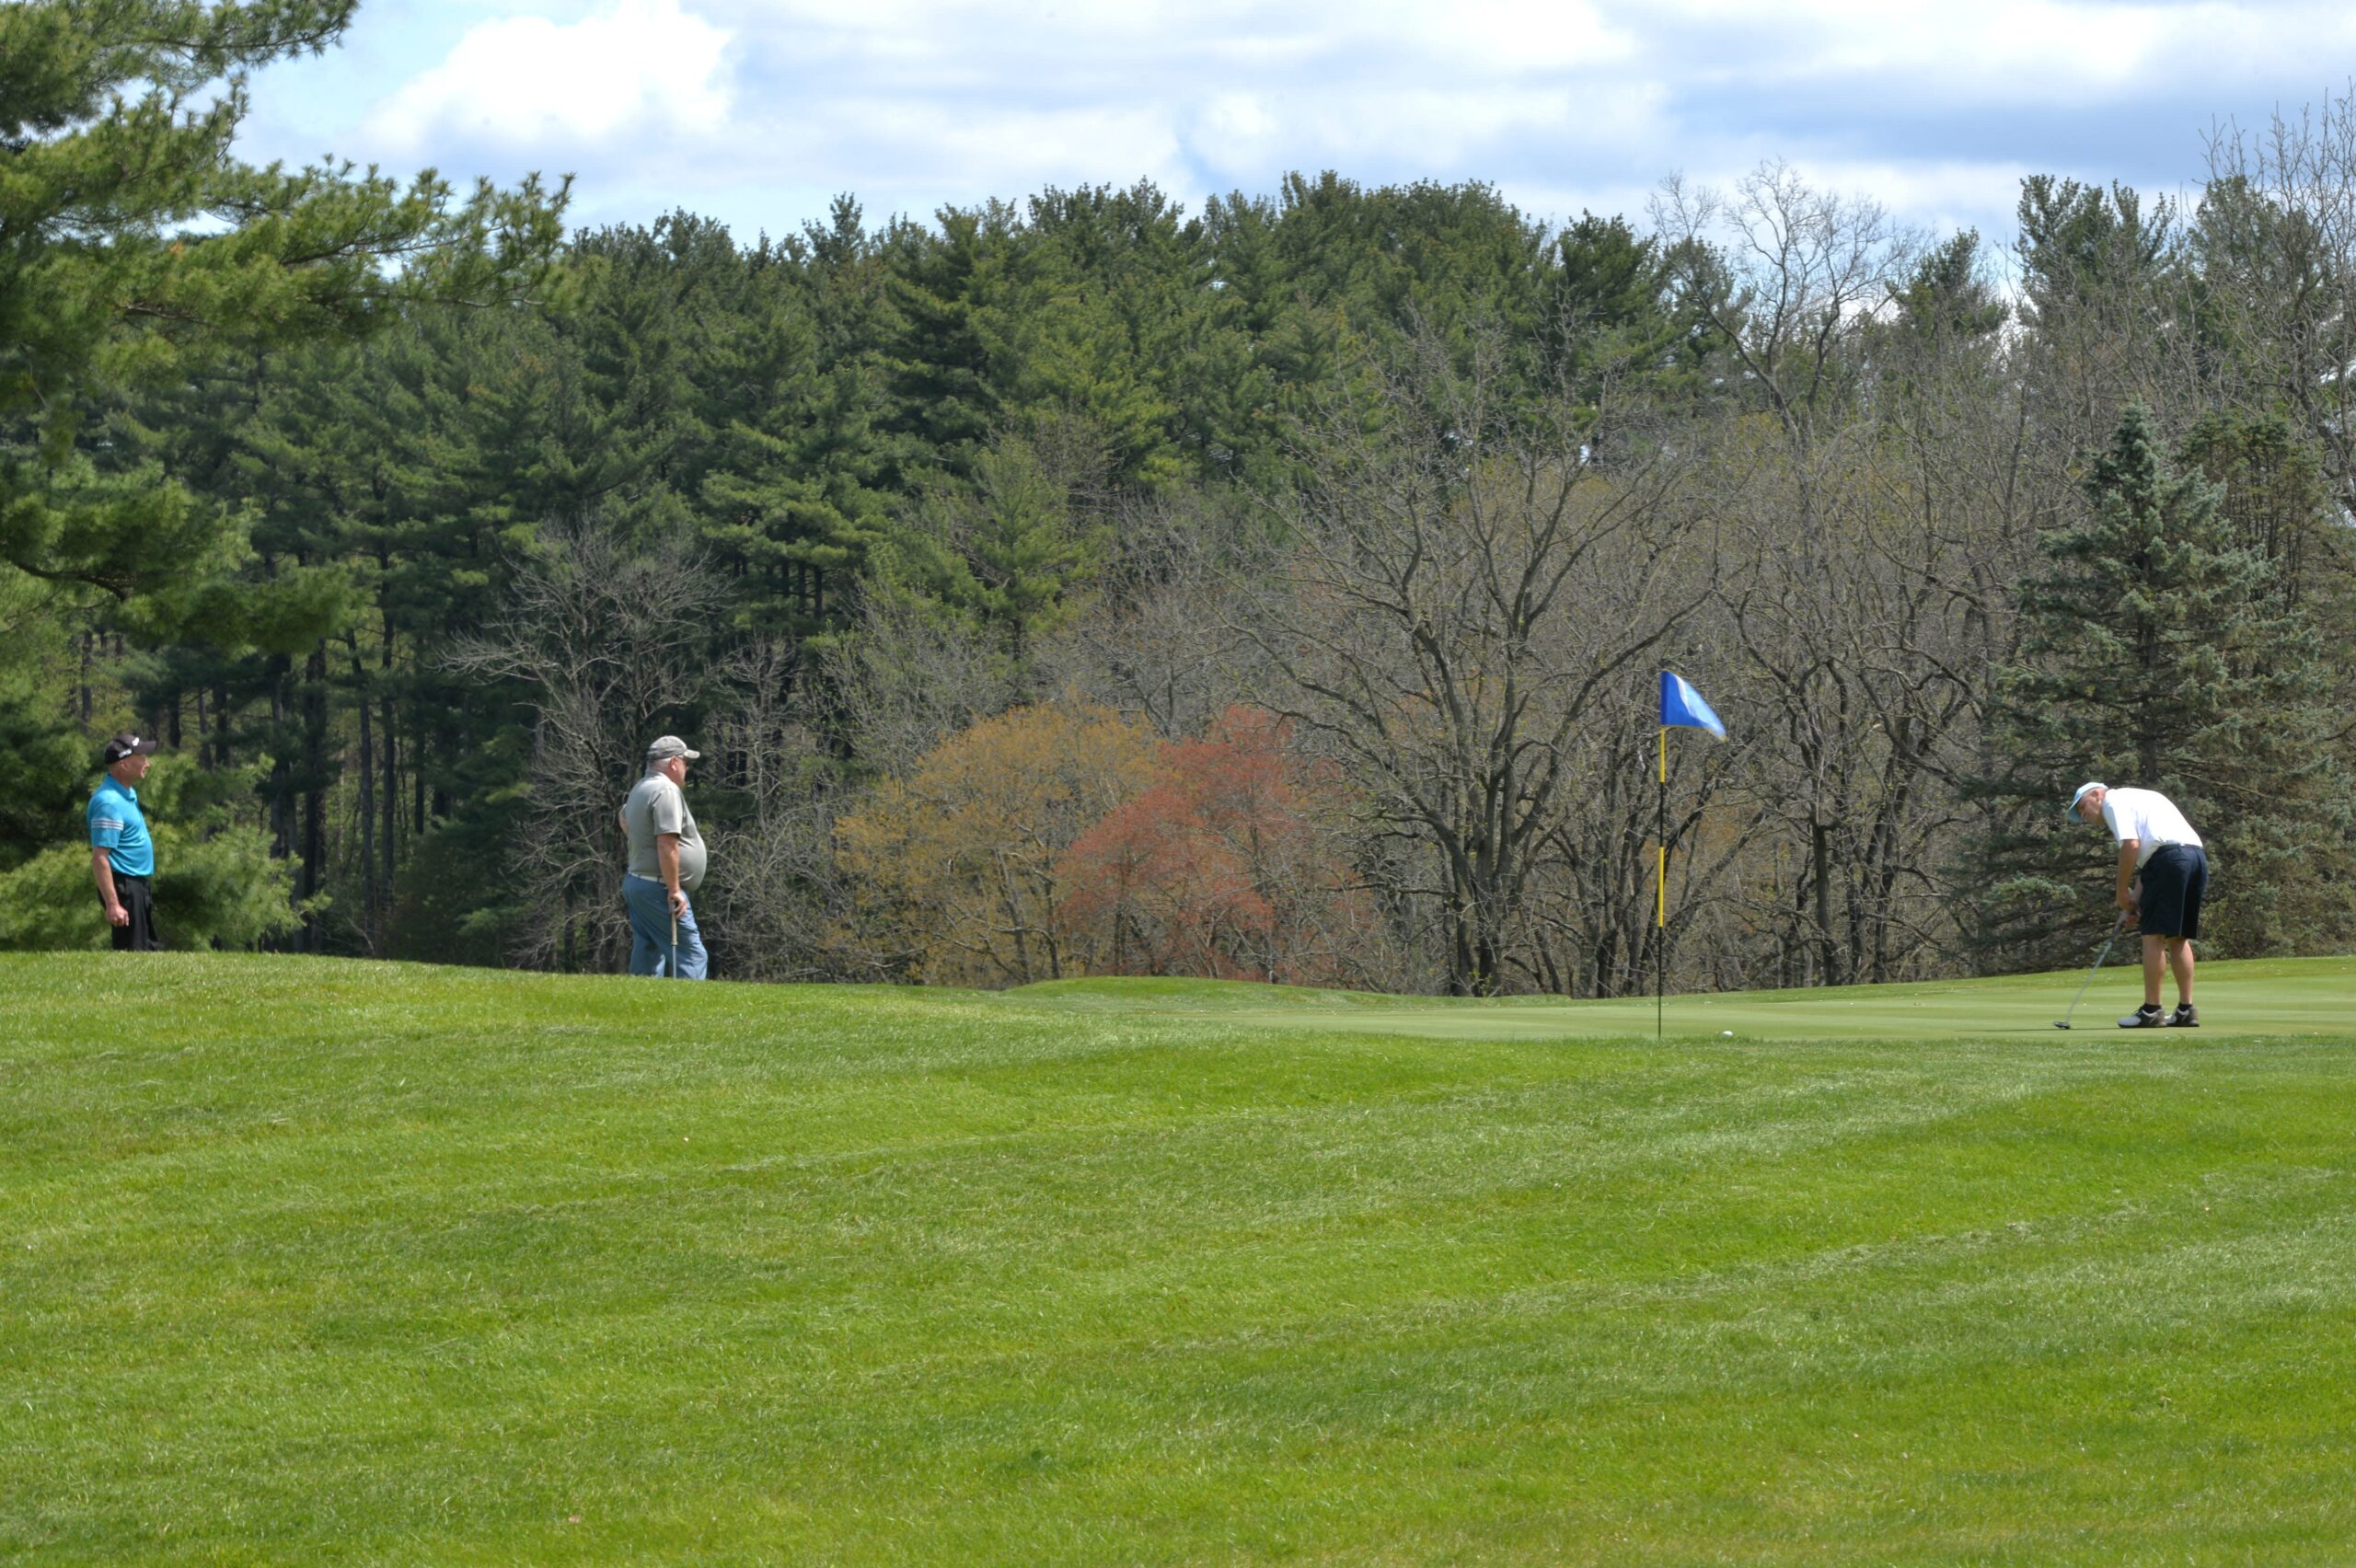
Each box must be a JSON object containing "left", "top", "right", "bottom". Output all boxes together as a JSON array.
[
  {"left": 1772, "top": 156, "right": 2044, "bottom": 239},
  {"left": 240, "top": 0, "right": 2356, "bottom": 244},
  {"left": 366, "top": 0, "right": 733, "bottom": 154},
  {"left": 1653, "top": 0, "right": 2356, "bottom": 101},
  {"left": 848, "top": 100, "right": 1193, "bottom": 202}
]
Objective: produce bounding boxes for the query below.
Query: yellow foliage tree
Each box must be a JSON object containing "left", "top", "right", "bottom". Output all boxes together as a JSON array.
[{"left": 836, "top": 700, "right": 1159, "bottom": 986}]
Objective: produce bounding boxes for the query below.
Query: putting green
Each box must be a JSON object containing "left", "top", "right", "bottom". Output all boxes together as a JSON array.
[{"left": 1009, "top": 953, "right": 2356, "bottom": 1041}]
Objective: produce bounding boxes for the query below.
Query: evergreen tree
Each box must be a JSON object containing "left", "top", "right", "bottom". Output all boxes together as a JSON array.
[
  {"left": 878, "top": 208, "right": 1006, "bottom": 474},
  {"left": 996, "top": 182, "right": 1201, "bottom": 491},
  {"left": 1970, "top": 403, "right": 2352, "bottom": 967},
  {"left": 1175, "top": 193, "right": 1288, "bottom": 482},
  {"left": 868, "top": 430, "right": 1111, "bottom": 663},
  {"left": 1546, "top": 212, "right": 1715, "bottom": 430},
  {"left": 0, "top": 0, "right": 560, "bottom": 930},
  {"left": 698, "top": 246, "right": 888, "bottom": 645},
  {"left": 1890, "top": 229, "right": 2012, "bottom": 343},
  {"left": 562, "top": 214, "right": 741, "bottom": 533},
  {"left": 0, "top": 567, "right": 86, "bottom": 858},
  {"left": 0, "top": 0, "right": 560, "bottom": 625}
]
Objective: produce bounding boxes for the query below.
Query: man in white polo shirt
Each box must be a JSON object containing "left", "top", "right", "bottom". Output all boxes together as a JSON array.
[{"left": 2068, "top": 781, "right": 2208, "bottom": 1028}]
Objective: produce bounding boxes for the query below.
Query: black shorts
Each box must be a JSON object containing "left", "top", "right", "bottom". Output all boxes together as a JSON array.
[
  {"left": 107, "top": 872, "right": 164, "bottom": 952},
  {"left": 2138, "top": 845, "right": 2207, "bottom": 940}
]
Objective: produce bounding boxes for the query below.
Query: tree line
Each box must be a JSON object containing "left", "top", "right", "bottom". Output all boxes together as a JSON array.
[{"left": 6, "top": 0, "right": 2352, "bottom": 993}]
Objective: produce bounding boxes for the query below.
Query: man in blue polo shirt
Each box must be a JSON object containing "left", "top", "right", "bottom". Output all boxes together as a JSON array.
[{"left": 88, "top": 732, "right": 163, "bottom": 951}]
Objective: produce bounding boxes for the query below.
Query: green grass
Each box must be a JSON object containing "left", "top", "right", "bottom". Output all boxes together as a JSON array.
[
  {"left": 1013, "top": 952, "right": 2356, "bottom": 1038},
  {"left": 4, "top": 952, "right": 2353, "bottom": 1564}
]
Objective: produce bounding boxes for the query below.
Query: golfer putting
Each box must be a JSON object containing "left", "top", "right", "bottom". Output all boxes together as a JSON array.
[
  {"left": 620, "top": 735, "right": 710, "bottom": 979},
  {"left": 2068, "top": 782, "right": 2206, "bottom": 1027}
]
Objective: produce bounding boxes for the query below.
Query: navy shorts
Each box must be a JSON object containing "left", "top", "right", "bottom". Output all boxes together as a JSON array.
[{"left": 2138, "top": 844, "right": 2207, "bottom": 940}]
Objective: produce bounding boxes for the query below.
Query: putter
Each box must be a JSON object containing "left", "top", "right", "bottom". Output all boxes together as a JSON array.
[
  {"left": 2054, "top": 910, "right": 2131, "bottom": 1029},
  {"left": 670, "top": 905, "right": 680, "bottom": 979}
]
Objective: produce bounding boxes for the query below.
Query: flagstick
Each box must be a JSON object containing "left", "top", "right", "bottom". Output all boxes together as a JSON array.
[{"left": 1657, "top": 723, "right": 1667, "bottom": 1044}]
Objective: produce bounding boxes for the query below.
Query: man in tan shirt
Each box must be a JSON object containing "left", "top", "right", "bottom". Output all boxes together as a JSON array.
[{"left": 619, "top": 735, "right": 709, "bottom": 977}]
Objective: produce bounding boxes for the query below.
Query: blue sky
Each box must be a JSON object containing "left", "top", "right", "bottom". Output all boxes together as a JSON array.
[{"left": 236, "top": 0, "right": 2356, "bottom": 248}]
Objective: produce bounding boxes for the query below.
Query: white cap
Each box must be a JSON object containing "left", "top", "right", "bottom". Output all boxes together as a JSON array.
[{"left": 2067, "top": 781, "right": 2105, "bottom": 818}]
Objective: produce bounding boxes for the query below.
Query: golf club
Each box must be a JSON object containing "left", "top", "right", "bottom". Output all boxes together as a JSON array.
[
  {"left": 2054, "top": 909, "right": 2131, "bottom": 1029},
  {"left": 670, "top": 905, "right": 680, "bottom": 980}
]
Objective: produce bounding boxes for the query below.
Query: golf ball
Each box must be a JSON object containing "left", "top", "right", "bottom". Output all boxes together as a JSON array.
[{"left": 1721, "top": 1030, "right": 1734, "bottom": 1037}]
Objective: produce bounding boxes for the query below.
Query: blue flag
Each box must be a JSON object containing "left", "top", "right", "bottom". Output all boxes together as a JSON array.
[{"left": 1660, "top": 671, "right": 1726, "bottom": 741}]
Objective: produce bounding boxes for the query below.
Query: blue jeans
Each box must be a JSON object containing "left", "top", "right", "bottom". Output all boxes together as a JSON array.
[{"left": 622, "top": 873, "right": 708, "bottom": 978}]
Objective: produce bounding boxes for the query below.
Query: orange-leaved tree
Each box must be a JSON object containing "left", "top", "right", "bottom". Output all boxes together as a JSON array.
[
  {"left": 835, "top": 699, "right": 1158, "bottom": 986},
  {"left": 1057, "top": 705, "right": 1377, "bottom": 986}
]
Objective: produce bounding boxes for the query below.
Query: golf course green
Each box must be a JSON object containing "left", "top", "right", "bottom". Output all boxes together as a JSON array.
[
  {"left": 4, "top": 951, "right": 2352, "bottom": 1563},
  {"left": 1012, "top": 951, "right": 2356, "bottom": 1040}
]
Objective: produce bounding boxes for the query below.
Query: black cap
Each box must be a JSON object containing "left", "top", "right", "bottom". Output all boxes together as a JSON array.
[{"left": 102, "top": 732, "right": 160, "bottom": 765}]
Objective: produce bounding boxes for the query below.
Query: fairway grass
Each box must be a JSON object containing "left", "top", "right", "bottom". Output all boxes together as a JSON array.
[{"left": 4, "top": 953, "right": 2353, "bottom": 1564}]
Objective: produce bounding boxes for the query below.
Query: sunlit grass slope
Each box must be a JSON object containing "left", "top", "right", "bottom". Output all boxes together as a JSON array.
[{"left": 4, "top": 952, "right": 2354, "bottom": 1565}]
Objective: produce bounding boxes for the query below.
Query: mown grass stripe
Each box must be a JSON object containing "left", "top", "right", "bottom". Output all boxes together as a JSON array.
[{"left": 3, "top": 952, "right": 2352, "bottom": 1563}]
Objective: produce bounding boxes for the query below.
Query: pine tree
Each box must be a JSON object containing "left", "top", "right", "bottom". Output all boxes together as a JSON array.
[
  {"left": 0, "top": 0, "right": 561, "bottom": 619},
  {"left": 699, "top": 248, "right": 888, "bottom": 645},
  {"left": 995, "top": 182, "right": 1198, "bottom": 491},
  {"left": 878, "top": 208, "right": 1006, "bottom": 474},
  {"left": 1545, "top": 212, "right": 1717, "bottom": 432},
  {"left": 1970, "top": 402, "right": 2352, "bottom": 967},
  {"left": 0, "top": 0, "right": 560, "bottom": 921},
  {"left": 871, "top": 432, "right": 1110, "bottom": 661}
]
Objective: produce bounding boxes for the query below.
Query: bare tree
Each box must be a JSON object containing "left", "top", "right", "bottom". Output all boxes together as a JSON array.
[
  {"left": 1521, "top": 640, "right": 1751, "bottom": 998},
  {"left": 1245, "top": 328, "right": 1707, "bottom": 995},
  {"left": 446, "top": 519, "right": 729, "bottom": 973},
  {"left": 697, "top": 640, "right": 867, "bottom": 982},
  {"left": 822, "top": 589, "right": 1025, "bottom": 780},
  {"left": 1655, "top": 162, "right": 1914, "bottom": 459},
  {"left": 1654, "top": 165, "right": 2037, "bottom": 987},
  {"left": 1049, "top": 489, "right": 1288, "bottom": 738}
]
